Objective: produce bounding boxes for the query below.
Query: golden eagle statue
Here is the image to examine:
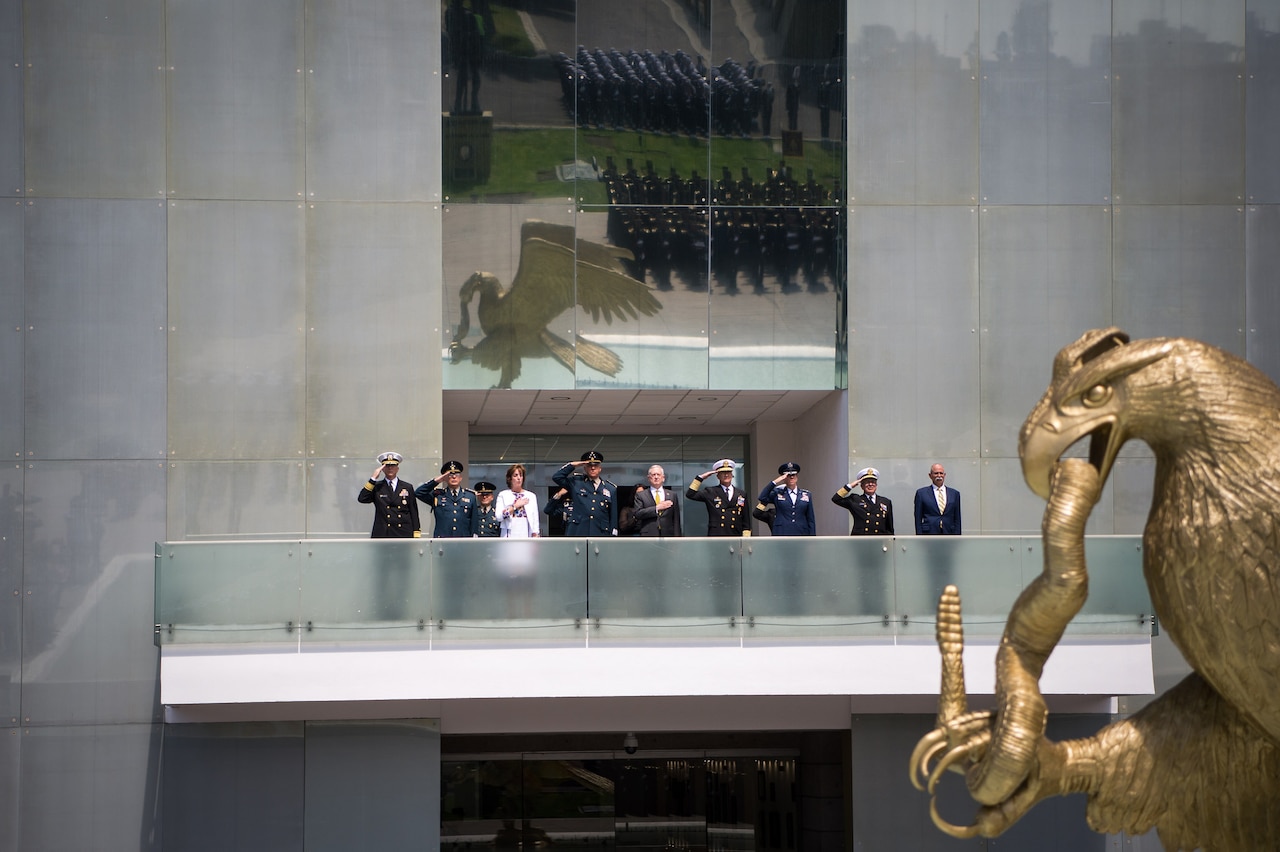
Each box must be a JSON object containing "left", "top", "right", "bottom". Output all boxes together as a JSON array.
[
  {"left": 450, "top": 220, "right": 661, "bottom": 388},
  {"left": 911, "top": 328, "right": 1280, "bottom": 851}
]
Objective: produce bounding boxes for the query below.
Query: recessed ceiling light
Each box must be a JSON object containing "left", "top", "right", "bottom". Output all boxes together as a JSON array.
[
  {"left": 539, "top": 416, "right": 559, "bottom": 420},
  {"left": 677, "top": 416, "right": 698, "bottom": 420},
  {"left": 697, "top": 396, "right": 719, "bottom": 401},
  {"left": 550, "top": 396, "right": 571, "bottom": 401}
]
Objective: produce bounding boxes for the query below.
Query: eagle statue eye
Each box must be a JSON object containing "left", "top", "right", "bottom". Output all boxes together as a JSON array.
[{"left": 1082, "top": 384, "right": 1112, "bottom": 408}]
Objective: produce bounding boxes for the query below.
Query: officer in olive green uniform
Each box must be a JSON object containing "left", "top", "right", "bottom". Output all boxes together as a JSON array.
[
  {"left": 357, "top": 451, "right": 422, "bottom": 538},
  {"left": 685, "top": 458, "right": 752, "bottom": 537},
  {"left": 832, "top": 466, "right": 894, "bottom": 535},
  {"left": 552, "top": 451, "right": 619, "bottom": 536},
  {"left": 414, "top": 460, "right": 480, "bottom": 537},
  {"left": 474, "top": 480, "right": 501, "bottom": 537}
]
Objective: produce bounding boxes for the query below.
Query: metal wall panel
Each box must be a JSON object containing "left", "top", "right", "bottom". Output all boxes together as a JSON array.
[
  {"left": 21, "top": 461, "right": 163, "bottom": 726},
  {"left": 168, "top": 461, "right": 307, "bottom": 541},
  {"left": 978, "top": 0, "right": 1111, "bottom": 204},
  {"left": 1246, "top": 2, "right": 1280, "bottom": 202},
  {"left": 24, "top": 0, "right": 165, "bottom": 199},
  {"left": 161, "top": 721, "right": 305, "bottom": 852},
  {"left": 167, "top": 201, "right": 307, "bottom": 459},
  {"left": 979, "top": 456, "right": 1116, "bottom": 536},
  {"left": 304, "top": 0, "right": 438, "bottom": 201},
  {"left": 1113, "top": 0, "right": 1245, "bottom": 204},
  {"left": 1112, "top": 455, "right": 1157, "bottom": 536},
  {"left": 166, "top": 0, "right": 305, "bottom": 201},
  {"left": 848, "top": 0, "right": 979, "bottom": 203},
  {"left": 305, "top": 202, "right": 440, "bottom": 459},
  {"left": 25, "top": 199, "right": 167, "bottom": 460},
  {"left": 304, "top": 720, "right": 441, "bottom": 852},
  {"left": 0, "top": 201, "right": 19, "bottom": 460},
  {"left": 1114, "top": 204, "right": 1246, "bottom": 356},
  {"left": 1246, "top": 204, "right": 1280, "bottom": 386},
  {"left": 978, "top": 205, "right": 1112, "bottom": 459},
  {"left": 19, "top": 723, "right": 161, "bottom": 852},
  {"left": 0, "top": 463, "right": 18, "bottom": 725},
  {"left": 0, "top": 0, "right": 20, "bottom": 198},
  {"left": 0, "top": 725, "right": 14, "bottom": 851},
  {"left": 848, "top": 205, "right": 979, "bottom": 458}
]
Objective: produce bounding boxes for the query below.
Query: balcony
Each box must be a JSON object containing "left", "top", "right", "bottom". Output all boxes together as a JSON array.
[{"left": 156, "top": 536, "right": 1155, "bottom": 729}]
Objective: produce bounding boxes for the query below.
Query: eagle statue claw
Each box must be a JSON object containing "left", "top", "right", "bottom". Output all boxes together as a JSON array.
[{"left": 911, "top": 328, "right": 1280, "bottom": 851}]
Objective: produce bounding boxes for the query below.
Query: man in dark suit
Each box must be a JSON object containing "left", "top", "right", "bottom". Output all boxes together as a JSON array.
[
  {"left": 634, "top": 464, "right": 682, "bottom": 537},
  {"left": 357, "top": 451, "right": 421, "bottom": 538},
  {"left": 832, "top": 466, "right": 894, "bottom": 535},
  {"left": 914, "top": 463, "right": 961, "bottom": 535},
  {"left": 552, "top": 451, "right": 619, "bottom": 536},
  {"left": 686, "top": 459, "right": 751, "bottom": 536},
  {"left": 414, "top": 460, "right": 480, "bottom": 537},
  {"left": 756, "top": 461, "right": 816, "bottom": 536}
]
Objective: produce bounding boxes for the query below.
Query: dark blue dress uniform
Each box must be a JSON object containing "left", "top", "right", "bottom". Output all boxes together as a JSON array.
[
  {"left": 832, "top": 488, "right": 894, "bottom": 535},
  {"left": 686, "top": 473, "right": 751, "bottom": 536},
  {"left": 414, "top": 461, "right": 480, "bottom": 538},
  {"left": 358, "top": 477, "right": 421, "bottom": 538},
  {"left": 553, "top": 453, "right": 619, "bottom": 536},
  {"left": 756, "top": 462, "right": 816, "bottom": 536}
]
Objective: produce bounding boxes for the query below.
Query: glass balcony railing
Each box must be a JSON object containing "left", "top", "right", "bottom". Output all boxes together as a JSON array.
[{"left": 153, "top": 536, "right": 1152, "bottom": 647}]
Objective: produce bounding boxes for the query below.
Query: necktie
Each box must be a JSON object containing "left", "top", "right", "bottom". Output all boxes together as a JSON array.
[{"left": 937, "top": 488, "right": 946, "bottom": 512}]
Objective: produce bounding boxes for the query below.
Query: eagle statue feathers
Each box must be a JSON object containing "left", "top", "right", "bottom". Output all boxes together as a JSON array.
[{"left": 911, "top": 328, "right": 1280, "bottom": 851}]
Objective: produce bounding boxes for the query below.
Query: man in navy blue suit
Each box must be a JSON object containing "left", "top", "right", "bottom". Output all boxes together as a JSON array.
[
  {"left": 756, "top": 461, "right": 816, "bottom": 536},
  {"left": 913, "top": 463, "right": 961, "bottom": 535}
]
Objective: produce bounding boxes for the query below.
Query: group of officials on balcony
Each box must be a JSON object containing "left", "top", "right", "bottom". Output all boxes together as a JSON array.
[{"left": 359, "top": 452, "right": 961, "bottom": 539}]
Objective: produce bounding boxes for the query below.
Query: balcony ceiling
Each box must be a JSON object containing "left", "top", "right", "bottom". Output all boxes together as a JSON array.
[{"left": 447, "top": 389, "right": 836, "bottom": 433}]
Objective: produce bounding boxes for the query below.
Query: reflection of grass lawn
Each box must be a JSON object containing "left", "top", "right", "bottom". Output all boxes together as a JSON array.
[
  {"left": 445, "top": 127, "right": 847, "bottom": 203},
  {"left": 488, "top": 4, "right": 535, "bottom": 58}
]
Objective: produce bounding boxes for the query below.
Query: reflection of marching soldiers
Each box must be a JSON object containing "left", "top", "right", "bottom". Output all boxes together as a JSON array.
[{"left": 599, "top": 159, "right": 843, "bottom": 292}]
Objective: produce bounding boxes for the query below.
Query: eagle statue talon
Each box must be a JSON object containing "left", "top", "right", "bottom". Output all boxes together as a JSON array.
[{"left": 911, "top": 327, "right": 1280, "bottom": 851}]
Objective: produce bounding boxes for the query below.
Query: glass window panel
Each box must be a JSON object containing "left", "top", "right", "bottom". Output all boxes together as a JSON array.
[
  {"left": 0, "top": 202, "right": 20, "bottom": 459},
  {"left": 0, "top": 0, "right": 19, "bottom": 199},
  {"left": 433, "top": 538, "right": 587, "bottom": 646},
  {"left": 25, "top": 199, "right": 166, "bottom": 460},
  {"left": 304, "top": 0, "right": 437, "bottom": 201},
  {"left": 848, "top": 206, "right": 979, "bottom": 458},
  {"left": 300, "top": 540, "right": 429, "bottom": 642},
  {"left": 893, "top": 536, "right": 1024, "bottom": 636},
  {"left": 589, "top": 537, "right": 741, "bottom": 644},
  {"left": 1114, "top": 205, "right": 1246, "bottom": 355},
  {"left": 616, "top": 757, "right": 707, "bottom": 849},
  {"left": 167, "top": 461, "right": 307, "bottom": 542},
  {"left": 978, "top": 0, "right": 1111, "bottom": 204},
  {"left": 442, "top": 202, "right": 578, "bottom": 390},
  {"left": 1246, "top": 3, "right": 1280, "bottom": 202},
  {"left": 160, "top": 721, "right": 305, "bottom": 852},
  {"left": 1247, "top": 204, "right": 1280, "bottom": 386},
  {"left": 23, "top": 0, "right": 164, "bottom": 198},
  {"left": 0, "top": 464, "right": 17, "bottom": 724},
  {"left": 742, "top": 537, "right": 895, "bottom": 640},
  {"left": 166, "top": 0, "right": 305, "bottom": 200},
  {"left": 305, "top": 202, "right": 439, "bottom": 458},
  {"left": 157, "top": 540, "right": 301, "bottom": 646},
  {"left": 978, "top": 206, "right": 1112, "bottom": 459},
  {"left": 19, "top": 723, "right": 161, "bottom": 852},
  {"left": 522, "top": 757, "right": 617, "bottom": 848},
  {"left": 304, "top": 720, "right": 440, "bottom": 852},
  {"left": 849, "top": 0, "right": 979, "bottom": 203},
  {"left": 23, "top": 462, "right": 163, "bottom": 724},
  {"left": 1113, "top": 0, "right": 1245, "bottom": 204},
  {"left": 168, "top": 201, "right": 306, "bottom": 459}
]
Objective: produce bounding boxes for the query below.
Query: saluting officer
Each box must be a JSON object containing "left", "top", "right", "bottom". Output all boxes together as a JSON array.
[
  {"left": 552, "top": 451, "right": 619, "bottom": 536},
  {"left": 685, "top": 458, "right": 751, "bottom": 536},
  {"left": 357, "top": 452, "right": 421, "bottom": 538},
  {"left": 414, "top": 460, "right": 480, "bottom": 537},
  {"left": 832, "top": 467, "right": 894, "bottom": 535},
  {"left": 756, "top": 461, "right": 816, "bottom": 536},
  {"left": 473, "top": 480, "right": 501, "bottom": 538}
]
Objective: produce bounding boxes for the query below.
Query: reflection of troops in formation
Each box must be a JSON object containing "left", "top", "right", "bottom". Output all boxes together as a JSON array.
[
  {"left": 832, "top": 467, "right": 894, "bottom": 535},
  {"left": 686, "top": 459, "right": 752, "bottom": 537},
  {"left": 473, "top": 480, "right": 502, "bottom": 537},
  {"left": 414, "top": 460, "right": 480, "bottom": 537},
  {"left": 599, "top": 158, "right": 843, "bottom": 290},
  {"left": 552, "top": 451, "right": 620, "bottom": 537},
  {"left": 554, "top": 48, "right": 785, "bottom": 139},
  {"left": 358, "top": 452, "right": 422, "bottom": 538}
]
